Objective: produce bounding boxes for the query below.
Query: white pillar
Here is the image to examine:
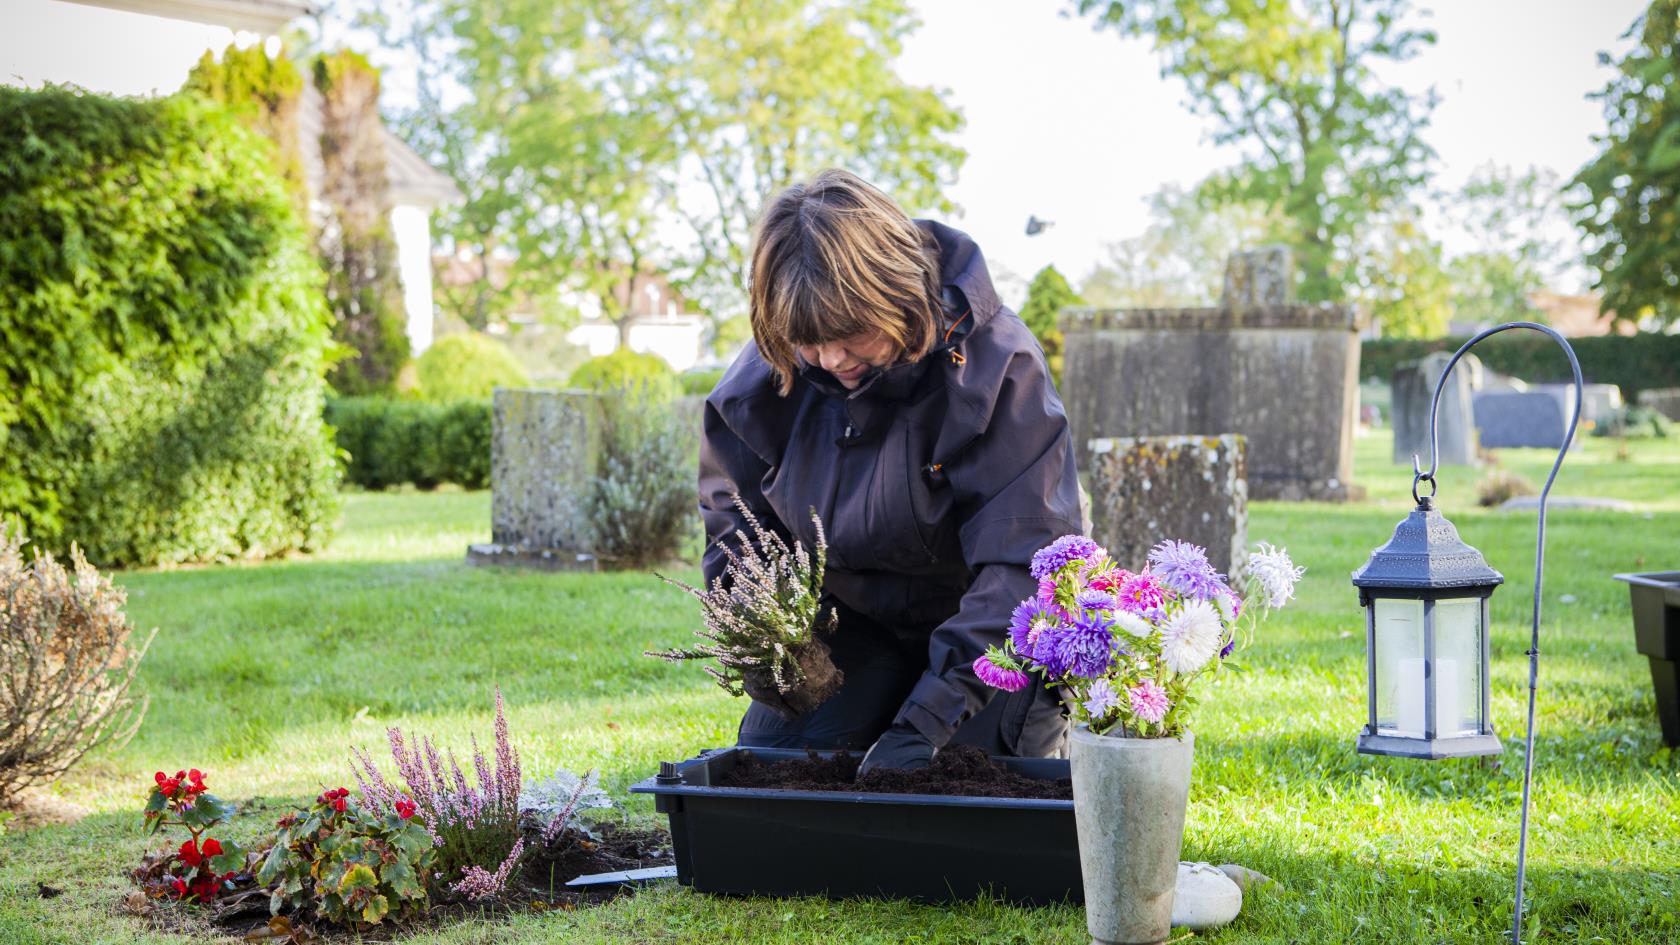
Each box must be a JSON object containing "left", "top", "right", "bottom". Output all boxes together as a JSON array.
[{"left": 389, "top": 204, "right": 436, "bottom": 355}]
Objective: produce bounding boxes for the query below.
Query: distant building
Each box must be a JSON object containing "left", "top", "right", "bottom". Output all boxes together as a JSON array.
[{"left": 6, "top": 0, "right": 461, "bottom": 355}]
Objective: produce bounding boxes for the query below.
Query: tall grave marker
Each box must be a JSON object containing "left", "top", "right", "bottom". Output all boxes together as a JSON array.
[{"left": 1062, "top": 248, "right": 1364, "bottom": 501}]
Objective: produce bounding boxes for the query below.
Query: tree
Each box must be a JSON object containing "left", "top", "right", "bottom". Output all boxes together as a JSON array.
[
  {"left": 1574, "top": 0, "right": 1680, "bottom": 330},
  {"left": 1081, "top": 183, "right": 1284, "bottom": 308},
  {"left": 662, "top": 0, "right": 967, "bottom": 318},
  {"left": 1077, "top": 0, "right": 1437, "bottom": 305},
  {"left": 1019, "top": 266, "right": 1084, "bottom": 385},
  {"left": 1442, "top": 164, "right": 1579, "bottom": 328}
]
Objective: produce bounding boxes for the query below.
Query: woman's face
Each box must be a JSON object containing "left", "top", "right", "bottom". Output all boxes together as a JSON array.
[{"left": 797, "top": 330, "right": 897, "bottom": 389}]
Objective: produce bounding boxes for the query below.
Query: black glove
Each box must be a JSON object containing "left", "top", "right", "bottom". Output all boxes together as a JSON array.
[{"left": 857, "top": 723, "right": 935, "bottom": 776}]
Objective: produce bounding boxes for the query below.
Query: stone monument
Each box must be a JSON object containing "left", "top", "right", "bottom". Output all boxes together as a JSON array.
[
  {"left": 1062, "top": 248, "right": 1363, "bottom": 501},
  {"left": 1472, "top": 391, "right": 1576, "bottom": 450},
  {"left": 466, "top": 388, "right": 600, "bottom": 571},
  {"left": 1087, "top": 435, "right": 1248, "bottom": 578},
  {"left": 1638, "top": 387, "right": 1680, "bottom": 422},
  {"left": 1392, "top": 352, "right": 1479, "bottom": 467}
]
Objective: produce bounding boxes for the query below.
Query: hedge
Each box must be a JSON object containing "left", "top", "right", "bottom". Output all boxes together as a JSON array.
[
  {"left": 0, "top": 86, "right": 341, "bottom": 566},
  {"left": 326, "top": 398, "right": 491, "bottom": 490},
  {"left": 1361, "top": 333, "right": 1680, "bottom": 399}
]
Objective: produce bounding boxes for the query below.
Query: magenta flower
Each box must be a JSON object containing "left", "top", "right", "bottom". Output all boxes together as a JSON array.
[
  {"left": 1116, "top": 571, "right": 1166, "bottom": 615},
  {"left": 973, "top": 653, "right": 1031, "bottom": 692},
  {"left": 1128, "top": 679, "right": 1171, "bottom": 724}
]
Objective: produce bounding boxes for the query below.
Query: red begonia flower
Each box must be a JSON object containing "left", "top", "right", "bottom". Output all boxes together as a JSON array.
[
  {"left": 179, "top": 840, "right": 201, "bottom": 867},
  {"left": 170, "top": 878, "right": 188, "bottom": 899},
  {"left": 332, "top": 798, "right": 347, "bottom": 813},
  {"left": 202, "top": 838, "right": 223, "bottom": 858},
  {"left": 154, "top": 771, "right": 167, "bottom": 784},
  {"left": 395, "top": 797, "right": 417, "bottom": 820}
]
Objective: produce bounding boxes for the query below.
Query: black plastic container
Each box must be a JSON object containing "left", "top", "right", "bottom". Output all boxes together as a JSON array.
[
  {"left": 629, "top": 747, "right": 1081, "bottom": 905},
  {"left": 1615, "top": 571, "right": 1680, "bottom": 746}
]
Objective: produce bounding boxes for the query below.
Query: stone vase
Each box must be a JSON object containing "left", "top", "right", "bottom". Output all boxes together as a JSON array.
[{"left": 1070, "top": 726, "right": 1195, "bottom": 945}]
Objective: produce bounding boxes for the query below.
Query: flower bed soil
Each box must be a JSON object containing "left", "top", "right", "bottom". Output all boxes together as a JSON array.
[
  {"left": 133, "top": 821, "right": 673, "bottom": 943},
  {"left": 717, "top": 744, "right": 1073, "bottom": 800}
]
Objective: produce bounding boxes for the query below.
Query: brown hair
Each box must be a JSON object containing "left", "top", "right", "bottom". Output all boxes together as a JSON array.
[{"left": 748, "top": 169, "right": 942, "bottom": 395}]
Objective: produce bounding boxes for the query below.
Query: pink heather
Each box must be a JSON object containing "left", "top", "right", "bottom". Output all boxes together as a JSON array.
[
  {"left": 1128, "top": 679, "right": 1171, "bottom": 724},
  {"left": 450, "top": 838, "right": 525, "bottom": 902},
  {"left": 493, "top": 687, "right": 521, "bottom": 815}
]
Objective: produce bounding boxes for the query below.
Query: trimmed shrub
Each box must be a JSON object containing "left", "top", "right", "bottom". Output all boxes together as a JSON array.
[
  {"left": 679, "top": 367, "right": 727, "bottom": 396},
  {"left": 1593, "top": 405, "right": 1672, "bottom": 439},
  {"left": 0, "top": 85, "right": 340, "bottom": 566},
  {"left": 568, "top": 349, "right": 679, "bottom": 403},
  {"left": 1361, "top": 333, "right": 1680, "bottom": 400},
  {"left": 1477, "top": 469, "right": 1537, "bottom": 508},
  {"left": 415, "top": 334, "right": 531, "bottom": 402},
  {"left": 326, "top": 398, "right": 491, "bottom": 490}
]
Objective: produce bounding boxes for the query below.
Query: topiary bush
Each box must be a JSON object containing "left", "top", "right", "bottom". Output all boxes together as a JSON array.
[
  {"left": 0, "top": 85, "right": 341, "bottom": 566},
  {"left": 568, "top": 349, "right": 679, "bottom": 403},
  {"left": 326, "top": 398, "right": 491, "bottom": 490},
  {"left": 415, "top": 333, "right": 530, "bottom": 402}
]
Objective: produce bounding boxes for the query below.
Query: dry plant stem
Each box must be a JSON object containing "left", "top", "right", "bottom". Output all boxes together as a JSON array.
[{"left": 0, "top": 526, "right": 152, "bottom": 796}]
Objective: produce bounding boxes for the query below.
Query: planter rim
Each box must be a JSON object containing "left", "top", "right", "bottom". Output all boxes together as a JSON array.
[
  {"left": 1070, "top": 724, "right": 1195, "bottom": 747},
  {"left": 1614, "top": 571, "right": 1680, "bottom": 606}
]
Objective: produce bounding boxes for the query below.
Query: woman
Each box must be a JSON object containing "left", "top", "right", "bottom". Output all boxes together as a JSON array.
[{"left": 699, "top": 169, "right": 1083, "bottom": 774}]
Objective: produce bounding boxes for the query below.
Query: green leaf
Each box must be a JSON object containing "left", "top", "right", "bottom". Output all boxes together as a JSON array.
[
  {"left": 339, "top": 863, "right": 380, "bottom": 895},
  {"left": 180, "top": 791, "right": 233, "bottom": 830},
  {"left": 383, "top": 859, "right": 422, "bottom": 900},
  {"left": 207, "top": 839, "right": 246, "bottom": 874},
  {"left": 142, "top": 790, "right": 168, "bottom": 834}
]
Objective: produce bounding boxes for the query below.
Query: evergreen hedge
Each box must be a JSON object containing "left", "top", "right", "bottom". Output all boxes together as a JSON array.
[
  {"left": 326, "top": 398, "right": 491, "bottom": 490},
  {"left": 0, "top": 86, "right": 341, "bottom": 566},
  {"left": 1360, "top": 333, "right": 1680, "bottom": 399}
]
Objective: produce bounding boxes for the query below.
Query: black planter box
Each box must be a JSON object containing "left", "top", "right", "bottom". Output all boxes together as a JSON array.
[
  {"left": 629, "top": 747, "right": 1081, "bottom": 905},
  {"left": 1614, "top": 571, "right": 1680, "bottom": 746}
]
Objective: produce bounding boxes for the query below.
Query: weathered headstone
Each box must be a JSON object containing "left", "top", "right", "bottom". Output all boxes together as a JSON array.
[
  {"left": 1638, "top": 387, "right": 1680, "bottom": 422},
  {"left": 1063, "top": 249, "right": 1362, "bottom": 501},
  {"left": 1563, "top": 383, "right": 1624, "bottom": 425},
  {"left": 1392, "top": 352, "right": 1479, "bottom": 467},
  {"left": 467, "top": 388, "right": 600, "bottom": 570},
  {"left": 1221, "top": 246, "right": 1294, "bottom": 309},
  {"left": 1472, "top": 391, "right": 1576, "bottom": 450},
  {"left": 1086, "top": 435, "right": 1248, "bottom": 578}
]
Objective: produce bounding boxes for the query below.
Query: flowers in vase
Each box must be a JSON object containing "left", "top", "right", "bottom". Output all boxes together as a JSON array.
[{"left": 976, "top": 536, "right": 1303, "bottom": 737}]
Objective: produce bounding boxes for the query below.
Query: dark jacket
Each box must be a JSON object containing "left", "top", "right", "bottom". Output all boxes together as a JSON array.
[{"left": 698, "top": 220, "right": 1083, "bottom": 748}]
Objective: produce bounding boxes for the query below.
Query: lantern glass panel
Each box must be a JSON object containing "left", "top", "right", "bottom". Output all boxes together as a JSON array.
[
  {"left": 1373, "top": 597, "right": 1425, "bottom": 736},
  {"left": 1434, "top": 597, "right": 1483, "bottom": 735}
]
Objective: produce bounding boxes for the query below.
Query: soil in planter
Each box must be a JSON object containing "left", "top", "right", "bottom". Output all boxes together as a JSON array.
[{"left": 717, "top": 744, "right": 1074, "bottom": 800}]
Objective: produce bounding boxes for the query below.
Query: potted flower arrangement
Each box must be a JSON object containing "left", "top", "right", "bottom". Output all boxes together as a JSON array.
[
  {"left": 647, "top": 496, "right": 842, "bottom": 718},
  {"left": 976, "top": 535, "right": 1303, "bottom": 945}
]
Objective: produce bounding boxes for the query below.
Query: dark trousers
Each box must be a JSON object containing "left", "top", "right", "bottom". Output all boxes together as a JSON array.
[{"left": 737, "top": 601, "right": 1068, "bottom": 757}]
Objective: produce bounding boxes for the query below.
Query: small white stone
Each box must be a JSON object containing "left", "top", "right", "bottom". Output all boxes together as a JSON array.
[
  {"left": 1216, "top": 863, "right": 1274, "bottom": 891},
  {"left": 1171, "top": 861, "right": 1242, "bottom": 930}
]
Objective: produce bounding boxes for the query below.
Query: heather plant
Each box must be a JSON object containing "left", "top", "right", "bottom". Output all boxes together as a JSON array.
[
  {"left": 977, "top": 536, "right": 1303, "bottom": 737},
  {"left": 586, "top": 388, "right": 699, "bottom": 569},
  {"left": 135, "top": 767, "right": 248, "bottom": 903},
  {"left": 648, "top": 497, "right": 842, "bottom": 718},
  {"left": 0, "top": 526, "right": 152, "bottom": 795},
  {"left": 350, "top": 688, "right": 589, "bottom": 902},
  {"left": 257, "top": 786, "right": 433, "bottom": 925}
]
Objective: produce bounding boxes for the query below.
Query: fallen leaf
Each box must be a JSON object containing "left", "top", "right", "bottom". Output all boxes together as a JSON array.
[
  {"left": 121, "top": 890, "right": 151, "bottom": 916},
  {"left": 37, "top": 883, "right": 63, "bottom": 899},
  {"left": 606, "top": 722, "right": 621, "bottom": 731}
]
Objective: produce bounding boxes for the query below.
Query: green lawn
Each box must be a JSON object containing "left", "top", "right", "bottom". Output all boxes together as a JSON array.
[{"left": 3, "top": 430, "right": 1677, "bottom": 943}]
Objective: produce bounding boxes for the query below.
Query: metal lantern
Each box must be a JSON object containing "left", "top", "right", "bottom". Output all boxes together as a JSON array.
[
  {"left": 1352, "top": 493, "right": 1503, "bottom": 758},
  {"left": 1351, "top": 321, "right": 1584, "bottom": 945}
]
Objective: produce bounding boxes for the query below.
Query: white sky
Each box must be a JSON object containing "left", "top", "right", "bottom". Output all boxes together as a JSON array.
[{"left": 3, "top": 0, "right": 1651, "bottom": 304}]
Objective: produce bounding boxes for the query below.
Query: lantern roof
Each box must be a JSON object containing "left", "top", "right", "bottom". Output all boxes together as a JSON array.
[{"left": 1351, "top": 501, "right": 1505, "bottom": 590}]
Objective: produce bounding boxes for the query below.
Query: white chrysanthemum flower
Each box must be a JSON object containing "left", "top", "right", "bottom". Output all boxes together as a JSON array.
[
  {"left": 1249, "top": 542, "right": 1305, "bottom": 609},
  {"left": 1215, "top": 591, "right": 1240, "bottom": 623},
  {"left": 1114, "top": 610, "right": 1153, "bottom": 638},
  {"left": 1160, "top": 599, "right": 1223, "bottom": 674}
]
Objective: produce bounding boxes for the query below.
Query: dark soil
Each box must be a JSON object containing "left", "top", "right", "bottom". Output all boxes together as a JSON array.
[{"left": 717, "top": 743, "right": 1073, "bottom": 800}]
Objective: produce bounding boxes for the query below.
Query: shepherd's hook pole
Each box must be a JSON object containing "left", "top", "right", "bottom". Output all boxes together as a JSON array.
[{"left": 1413, "top": 322, "right": 1583, "bottom": 945}]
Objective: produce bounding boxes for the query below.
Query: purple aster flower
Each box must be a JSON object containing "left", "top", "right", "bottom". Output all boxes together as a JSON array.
[
  {"left": 1030, "top": 535, "right": 1106, "bottom": 581},
  {"left": 1115, "top": 571, "right": 1166, "bottom": 616},
  {"left": 1051, "top": 612, "right": 1115, "bottom": 679},
  {"left": 1082, "top": 678, "right": 1121, "bottom": 717},
  {"left": 1032, "top": 625, "right": 1073, "bottom": 676},
  {"left": 1075, "top": 588, "right": 1117, "bottom": 612},
  {"left": 1008, "top": 600, "right": 1059, "bottom": 657},
  {"left": 1219, "top": 633, "right": 1236, "bottom": 659},
  {"left": 1148, "top": 540, "right": 1230, "bottom": 601},
  {"left": 973, "top": 653, "right": 1031, "bottom": 692}
]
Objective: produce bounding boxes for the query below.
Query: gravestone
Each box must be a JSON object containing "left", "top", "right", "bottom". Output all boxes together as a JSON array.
[
  {"left": 1086, "top": 435, "right": 1248, "bottom": 579},
  {"left": 1638, "top": 387, "right": 1680, "bottom": 422},
  {"left": 1392, "top": 352, "right": 1479, "bottom": 466},
  {"left": 1062, "top": 249, "right": 1362, "bottom": 501},
  {"left": 1559, "top": 383, "right": 1624, "bottom": 425},
  {"left": 466, "top": 388, "right": 600, "bottom": 571},
  {"left": 1472, "top": 391, "right": 1576, "bottom": 450}
]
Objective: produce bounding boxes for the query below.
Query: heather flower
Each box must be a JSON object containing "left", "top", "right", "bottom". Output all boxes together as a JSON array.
[
  {"left": 1030, "top": 535, "right": 1106, "bottom": 580},
  {"left": 451, "top": 838, "right": 525, "bottom": 902},
  {"left": 1129, "top": 679, "right": 1170, "bottom": 723},
  {"left": 1051, "top": 612, "right": 1116, "bottom": 679},
  {"left": 1249, "top": 542, "right": 1305, "bottom": 609},
  {"left": 1160, "top": 599, "right": 1223, "bottom": 674},
  {"left": 1082, "top": 678, "right": 1121, "bottom": 717},
  {"left": 1115, "top": 571, "right": 1166, "bottom": 616},
  {"left": 1148, "top": 540, "right": 1230, "bottom": 601},
  {"left": 1075, "top": 588, "right": 1117, "bottom": 612},
  {"left": 974, "top": 652, "right": 1031, "bottom": 692}
]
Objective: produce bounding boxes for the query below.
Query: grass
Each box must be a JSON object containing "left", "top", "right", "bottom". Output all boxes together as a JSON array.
[{"left": 2, "top": 430, "right": 1677, "bottom": 943}]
